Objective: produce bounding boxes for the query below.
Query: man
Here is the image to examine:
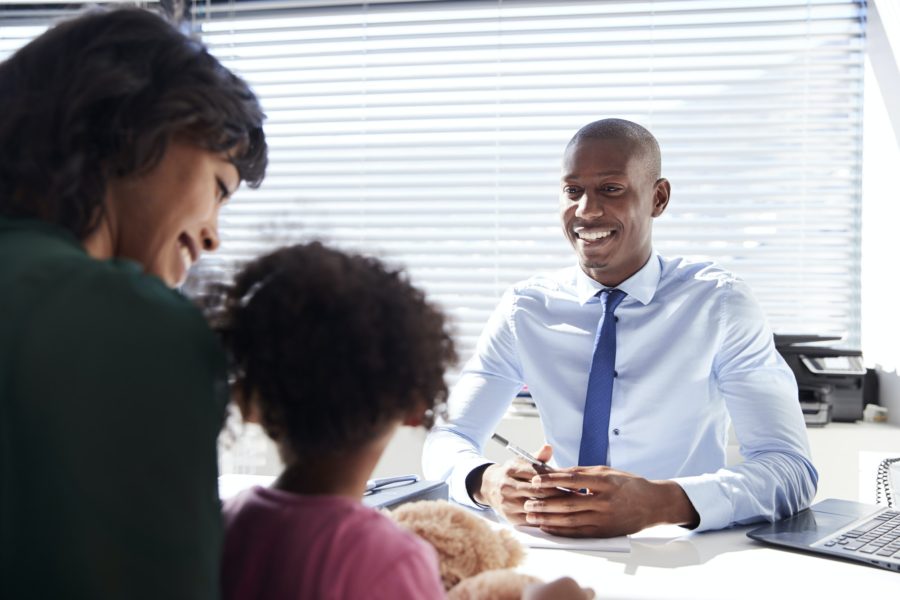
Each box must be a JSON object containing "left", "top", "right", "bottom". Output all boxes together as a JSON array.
[{"left": 422, "top": 118, "right": 817, "bottom": 537}]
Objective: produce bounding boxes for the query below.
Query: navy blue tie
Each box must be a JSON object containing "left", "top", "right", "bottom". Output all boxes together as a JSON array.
[{"left": 579, "top": 288, "right": 627, "bottom": 466}]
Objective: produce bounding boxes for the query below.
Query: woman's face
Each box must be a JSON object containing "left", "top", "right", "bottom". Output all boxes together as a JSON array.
[{"left": 104, "top": 140, "right": 240, "bottom": 287}]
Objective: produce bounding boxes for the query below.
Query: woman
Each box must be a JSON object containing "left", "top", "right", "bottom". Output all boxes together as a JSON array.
[{"left": 0, "top": 8, "right": 266, "bottom": 600}]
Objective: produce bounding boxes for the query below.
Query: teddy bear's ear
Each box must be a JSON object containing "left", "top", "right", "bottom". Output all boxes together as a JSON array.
[{"left": 446, "top": 569, "right": 542, "bottom": 600}]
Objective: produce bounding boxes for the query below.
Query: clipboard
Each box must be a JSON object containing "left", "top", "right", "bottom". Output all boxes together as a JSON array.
[{"left": 361, "top": 476, "right": 448, "bottom": 510}]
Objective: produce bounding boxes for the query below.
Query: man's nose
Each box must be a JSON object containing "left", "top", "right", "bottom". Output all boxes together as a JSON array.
[{"left": 576, "top": 191, "right": 605, "bottom": 218}]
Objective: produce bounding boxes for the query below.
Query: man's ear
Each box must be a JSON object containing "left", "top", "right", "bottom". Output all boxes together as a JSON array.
[{"left": 652, "top": 177, "right": 671, "bottom": 217}]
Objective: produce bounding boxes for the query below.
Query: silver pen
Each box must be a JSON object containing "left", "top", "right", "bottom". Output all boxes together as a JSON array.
[{"left": 364, "top": 474, "right": 419, "bottom": 495}]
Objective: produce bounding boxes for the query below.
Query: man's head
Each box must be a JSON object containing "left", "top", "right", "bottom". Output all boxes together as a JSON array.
[{"left": 559, "top": 118, "right": 670, "bottom": 287}]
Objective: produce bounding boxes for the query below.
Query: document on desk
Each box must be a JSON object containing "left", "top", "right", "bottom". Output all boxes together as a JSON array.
[{"left": 508, "top": 524, "right": 630, "bottom": 552}]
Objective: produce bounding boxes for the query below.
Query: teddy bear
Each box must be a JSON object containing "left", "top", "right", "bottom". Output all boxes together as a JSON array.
[{"left": 389, "top": 499, "right": 542, "bottom": 600}]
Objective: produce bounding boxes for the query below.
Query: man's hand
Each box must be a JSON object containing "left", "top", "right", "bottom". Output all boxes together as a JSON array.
[
  {"left": 471, "top": 445, "right": 567, "bottom": 524},
  {"left": 524, "top": 465, "right": 700, "bottom": 537}
]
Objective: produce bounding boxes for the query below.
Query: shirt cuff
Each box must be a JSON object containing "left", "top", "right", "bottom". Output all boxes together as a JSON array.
[
  {"left": 448, "top": 456, "right": 495, "bottom": 510},
  {"left": 671, "top": 473, "right": 733, "bottom": 532}
]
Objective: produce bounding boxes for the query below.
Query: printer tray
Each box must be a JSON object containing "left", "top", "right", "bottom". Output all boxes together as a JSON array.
[{"left": 362, "top": 480, "right": 448, "bottom": 510}]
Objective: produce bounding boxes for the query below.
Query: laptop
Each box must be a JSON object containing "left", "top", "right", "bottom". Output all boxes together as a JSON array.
[{"left": 747, "top": 498, "right": 900, "bottom": 572}]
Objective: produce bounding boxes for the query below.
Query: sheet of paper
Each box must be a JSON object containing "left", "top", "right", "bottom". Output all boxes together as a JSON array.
[{"left": 508, "top": 524, "right": 630, "bottom": 552}]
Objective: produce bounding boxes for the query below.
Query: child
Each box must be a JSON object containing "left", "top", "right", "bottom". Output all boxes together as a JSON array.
[{"left": 218, "top": 242, "right": 592, "bottom": 600}]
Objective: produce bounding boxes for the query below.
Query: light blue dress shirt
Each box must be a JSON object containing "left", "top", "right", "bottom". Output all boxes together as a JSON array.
[{"left": 423, "top": 252, "right": 818, "bottom": 532}]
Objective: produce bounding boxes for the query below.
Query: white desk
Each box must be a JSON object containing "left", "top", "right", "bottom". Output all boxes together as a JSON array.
[
  {"left": 520, "top": 523, "right": 900, "bottom": 598},
  {"left": 219, "top": 421, "right": 900, "bottom": 597}
]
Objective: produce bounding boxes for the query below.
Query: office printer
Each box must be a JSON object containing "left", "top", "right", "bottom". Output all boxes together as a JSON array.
[{"left": 774, "top": 334, "right": 867, "bottom": 425}]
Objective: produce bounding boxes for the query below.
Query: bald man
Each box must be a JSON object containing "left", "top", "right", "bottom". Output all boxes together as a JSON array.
[{"left": 423, "top": 119, "right": 817, "bottom": 537}]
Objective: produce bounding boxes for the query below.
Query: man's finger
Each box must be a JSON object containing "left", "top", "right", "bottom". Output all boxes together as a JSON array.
[
  {"left": 533, "top": 443, "right": 553, "bottom": 464},
  {"left": 523, "top": 495, "right": 593, "bottom": 514},
  {"left": 530, "top": 470, "right": 611, "bottom": 492},
  {"left": 524, "top": 509, "right": 597, "bottom": 528}
]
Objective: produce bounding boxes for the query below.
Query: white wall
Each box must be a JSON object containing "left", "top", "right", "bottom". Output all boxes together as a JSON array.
[{"left": 862, "top": 0, "right": 900, "bottom": 425}]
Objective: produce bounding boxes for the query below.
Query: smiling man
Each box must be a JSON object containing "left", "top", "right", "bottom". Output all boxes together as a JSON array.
[{"left": 423, "top": 118, "right": 818, "bottom": 537}]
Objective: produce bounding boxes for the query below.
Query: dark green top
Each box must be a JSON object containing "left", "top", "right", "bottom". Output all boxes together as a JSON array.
[{"left": 0, "top": 216, "right": 228, "bottom": 600}]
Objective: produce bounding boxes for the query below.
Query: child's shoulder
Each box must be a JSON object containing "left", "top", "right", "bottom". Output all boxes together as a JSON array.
[
  {"left": 222, "top": 486, "right": 423, "bottom": 555},
  {"left": 221, "top": 489, "right": 442, "bottom": 598}
]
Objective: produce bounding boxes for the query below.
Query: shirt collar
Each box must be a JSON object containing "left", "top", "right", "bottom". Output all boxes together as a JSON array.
[{"left": 574, "top": 250, "right": 661, "bottom": 306}]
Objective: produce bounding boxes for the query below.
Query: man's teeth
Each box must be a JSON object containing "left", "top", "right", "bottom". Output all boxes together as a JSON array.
[{"left": 579, "top": 230, "right": 612, "bottom": 241}]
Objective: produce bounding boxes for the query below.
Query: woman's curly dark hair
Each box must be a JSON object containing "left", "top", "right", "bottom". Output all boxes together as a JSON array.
[
  {"left": 221, "top": 243, "right": 457, "bottom": 462},
  {"left": 0, "top": 7, "right": 267, "bottom": 240}
]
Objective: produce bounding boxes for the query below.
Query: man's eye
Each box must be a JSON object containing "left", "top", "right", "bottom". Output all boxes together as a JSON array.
[
  {"left": 563, "top": 186, "right": 581, "bottom": 195},
  {"left": 602, "top": 185, "right": 623, "bottom": 193}
]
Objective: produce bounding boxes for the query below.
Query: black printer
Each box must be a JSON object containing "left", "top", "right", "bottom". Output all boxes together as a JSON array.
[{"left": 774, "top": 334, "right": 868, "bottom": 425}]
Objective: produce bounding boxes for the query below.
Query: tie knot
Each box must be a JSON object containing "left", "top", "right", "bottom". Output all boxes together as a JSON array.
[{"left": 602, "top": 288, "right": 627, "bottom": 314}]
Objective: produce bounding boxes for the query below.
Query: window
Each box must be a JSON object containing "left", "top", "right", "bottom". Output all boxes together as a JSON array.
[
  {"left": 1, "top": 0, "right": 867, "bottom": 364},
  {"left": 193, "top": 0, "right": 865, "bottom": 361}
]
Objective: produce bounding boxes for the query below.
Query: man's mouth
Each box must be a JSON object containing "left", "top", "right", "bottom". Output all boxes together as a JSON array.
[{"left": 574, "top": 227, "right": 616, "bottom": 242}]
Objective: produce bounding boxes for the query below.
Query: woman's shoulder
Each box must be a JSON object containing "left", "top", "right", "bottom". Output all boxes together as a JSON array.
[
  {"left": 13, "top": 247, "right": 223, "bottom": 374},
  {"left": 59, "top": 253, "right": 209, "bottom": 335}
]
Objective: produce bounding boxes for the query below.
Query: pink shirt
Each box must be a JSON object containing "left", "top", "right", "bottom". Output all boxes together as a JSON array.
[{"left": 222, "top": 487, "right": 445, "bottom": 600}]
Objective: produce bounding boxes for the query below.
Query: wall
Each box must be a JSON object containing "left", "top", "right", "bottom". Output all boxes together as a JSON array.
[{"left": 863, "top": 0, "right": 900, "bottom": 425}]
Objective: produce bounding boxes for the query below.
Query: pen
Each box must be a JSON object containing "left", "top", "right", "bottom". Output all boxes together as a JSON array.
[
  {"left": 364, "top": 474, "right": 419, "bottom": 495},
  {"left": 491, "top": 433, "right": 584, "bottom": 494},
  {"left": 491, "top": 433, "right": 553, "bottom": 472}
]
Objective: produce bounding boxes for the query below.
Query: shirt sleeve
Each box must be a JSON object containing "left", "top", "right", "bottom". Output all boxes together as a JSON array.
[
  {"left": 673, "top": 279, "right": 819, "bottom": 531},
  {"left": 20, "top": 265, "right": 228, "bottom": 599},
  {"left": 422, "top": 287, "right": 525, "bottom": 507}
]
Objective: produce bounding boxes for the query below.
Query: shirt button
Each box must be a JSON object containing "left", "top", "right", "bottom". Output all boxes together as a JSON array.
[
  {"left": 613, "top": 370, "right": 618, "bottom": 378},
  {"left": 615, "top": 316, "right": 619, "bottom": 322},
  {"left": 612, "top": 428, "right": 621, "bottom": 436}
]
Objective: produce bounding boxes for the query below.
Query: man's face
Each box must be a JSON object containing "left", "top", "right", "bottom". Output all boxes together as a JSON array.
[{"left": 559, "top": 137, "right": 669, "bottom": 287}]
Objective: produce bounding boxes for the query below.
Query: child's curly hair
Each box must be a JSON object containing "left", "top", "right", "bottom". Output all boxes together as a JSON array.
[{"left": 220, "top": 242, "right": 456, "bottom": 461}]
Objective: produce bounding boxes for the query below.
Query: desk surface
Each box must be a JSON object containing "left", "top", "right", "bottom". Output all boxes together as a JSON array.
[{"left": 520, "top": 523, "right": 899, "bottom": 599}]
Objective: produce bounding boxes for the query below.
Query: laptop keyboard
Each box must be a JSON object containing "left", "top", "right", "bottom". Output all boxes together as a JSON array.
[{"left": 823, "top": 510, "right": 900, "bottom": 559}]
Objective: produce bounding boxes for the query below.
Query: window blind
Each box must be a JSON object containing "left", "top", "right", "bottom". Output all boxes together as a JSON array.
[
  {"left": 192, "top": 0, "right": 865, "bottom": 362},
  {"left": 1, "top": 0, "right": 866, "bottom": 366}
]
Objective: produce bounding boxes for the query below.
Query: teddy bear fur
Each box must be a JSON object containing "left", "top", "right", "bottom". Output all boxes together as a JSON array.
[{"left": 389, "top": 499, "right": 541, "bottom": 597}]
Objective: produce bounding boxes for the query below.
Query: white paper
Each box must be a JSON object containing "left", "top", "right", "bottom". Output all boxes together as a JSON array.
[{"left": 509, "top": 524, "right": 630, "bottom": 552}]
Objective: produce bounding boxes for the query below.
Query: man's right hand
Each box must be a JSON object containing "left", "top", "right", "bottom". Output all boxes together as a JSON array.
[{"left": 470, "top": 444, "right": 566, "bottom": 524}]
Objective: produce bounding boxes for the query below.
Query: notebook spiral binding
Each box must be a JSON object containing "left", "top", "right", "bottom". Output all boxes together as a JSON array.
[{"left": 875, "top": 457, "right": 900, "bottom": 508}]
